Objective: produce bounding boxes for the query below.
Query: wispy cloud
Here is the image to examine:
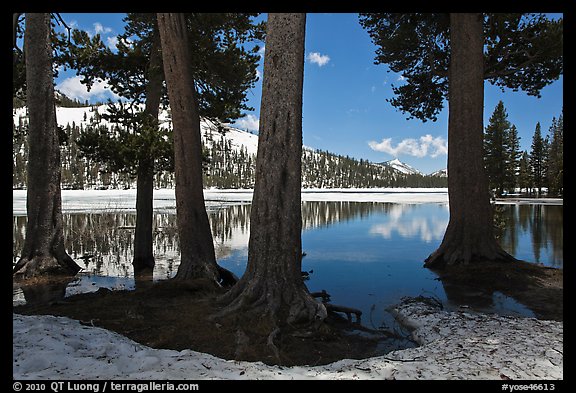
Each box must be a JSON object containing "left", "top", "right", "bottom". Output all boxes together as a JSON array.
[
  {"left": 93, "top": 22, "right": 112, "bottom": 35},
  {"left": 56, "top": 75, "right": 120, "bottom": 102},
  {"left": 368, "top": 134, "right": 447, "bottom": 158},
  {"left": 307, "top": 52, "right": 330, "bottom": 67},
  {"left": 234, "top": 114, "right": 260, "bottom": 132},
  {"left": 106, "top": 36, "right": 118, "bottom": 50}
]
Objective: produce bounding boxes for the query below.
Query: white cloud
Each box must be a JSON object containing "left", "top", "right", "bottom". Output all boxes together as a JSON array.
[
  {"left": 93, "top": 22, "right": 112, "bottom": 35},
  {"left": 257, "top": 45, "right": 266, "bottom": 57},
  {"left": 368, "top": 134, "right": 447, "bottom": 158},
  {"left": 307, "top": 52, "right": 330, "bottom": 67},
  {"left": 255, "top": 68, "right": 261, "bottom": 80},
  {"left": 234, "top": 114, "right": 260, "bottom": 132},
  {"left": 106, "top": 36, "right": 118, "bottom": 50},
  {"left": 56, "top": 75, "right": 119, "bottom": 102}
]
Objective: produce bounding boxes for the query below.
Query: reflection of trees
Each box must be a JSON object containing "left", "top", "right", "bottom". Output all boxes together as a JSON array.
[
  {"left": 495, "top": 204, "right": 563, "bottom": 267},
  {"left": 301, "top": 201, "right": 393, "bottom": 230},
  {"left": 13, "top": 202, "right": 563, "bottom": 277},
  {"left": 16, "top": 276, "right": 77, "bottom": 305},
  {"left": 493, "top": 205, "right": 519, "bottom": 256}
]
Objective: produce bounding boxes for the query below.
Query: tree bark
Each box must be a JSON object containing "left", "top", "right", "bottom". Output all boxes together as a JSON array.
[
  {"left": 133, "top": 159, "right": 155, "bottom": 274},
  {"left": 425, "top": 13, "right": 516, "bottom": 268},
  {"left": 216, "top": 13, "right": 326, "bottom": 328},
  {"left": 157, "top": 13, "right": 221, "bottom": 282},
  {"left": 14, "top": 13, "right": 81, "bottom": 278},
  {"left": 132, "top": 30, "right": 163, "bottom": 274}
]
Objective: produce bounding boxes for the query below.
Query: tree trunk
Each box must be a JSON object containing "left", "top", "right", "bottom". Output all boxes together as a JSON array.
[
  {"left": 216, "top": 13, "right": 326, "bottom": 328},
  {"left": 132, "top": 30, "right": 163, "bottom": 274},
  {"left": 133, "top": 160, "right": 155, "bottom": 273},
  {"left": 425, "top": 13, "right": 516, "bottom": 268},
  {"left": 157, "top": 13, "right": 221, "bottom": 282},
  {"left": 13, "top": 13, "right": 81, "bottom": 278}
]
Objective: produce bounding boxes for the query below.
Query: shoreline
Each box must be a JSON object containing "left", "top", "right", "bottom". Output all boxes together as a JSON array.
[
  {"left": 13, "top": 297, "right": 562, "bottom": 380},
  {"left": 12, "top": 188, "right": 563, "bottom": 216}
]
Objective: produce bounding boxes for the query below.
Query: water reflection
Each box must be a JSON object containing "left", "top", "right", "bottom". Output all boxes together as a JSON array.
[
  {"left": 13, "top": 201, "right": 562, "bottom": 324},
  {"left": 494, "top": 204, "right": 563, "bottom": 267},
  {"left": 12, "top": 202, "right": 563, "bottom": 278},
  {"left": 16, "top": 277, "right": 76, "bottom": 305},
  {"left": 368, "top": 203, "right": 448, "bottom": 242}
]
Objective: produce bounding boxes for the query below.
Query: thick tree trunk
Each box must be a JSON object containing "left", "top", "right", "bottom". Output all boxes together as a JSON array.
[
  {"left": 132, "top": 30, "right": 163, "bottom": 274},
  {"left": 425, "top": 13, "right": 516, "bottom": 268},
  {"left": 133, "top": 160, "right": 155, "bottom": 273},
  {"left": 216, "top": 13, "right": 326, "bottom": 328},
  {"left": 157, "top": 13, "right": 221, "bottom": 283},
  {"left": 14, "top": 13, "right": 81, "bottom": 278}
]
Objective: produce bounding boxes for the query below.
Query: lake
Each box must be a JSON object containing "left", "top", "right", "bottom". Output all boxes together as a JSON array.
[{"left": 12, "top": 190, "right": 563, "bottom": 331}]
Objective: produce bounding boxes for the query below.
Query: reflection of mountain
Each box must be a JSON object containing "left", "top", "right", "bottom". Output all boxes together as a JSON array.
[{"left": 368, "top": 204, "right": 448, "bottom": 242}]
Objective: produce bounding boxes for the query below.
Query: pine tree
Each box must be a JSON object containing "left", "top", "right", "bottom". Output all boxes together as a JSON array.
[
  {"left": 517, "top": 151, "right": 532, "bottom": 194},
  {"left": 14, "top": 13, "right": 81, "bottom": 277},
  {"left": 360, "top": 13, "right": 562, "bottom": 267},
  {"left": 67, "top": 13, "right": 263, "bottom": 274},
  {"left": 216, "top": 13, "right": 327, "bottom": 331},
  {"left": 530, "top": 122, "right": 548, "bottom": 196},
  {"left": 505, "top": 124, "right": 522, "bottom": 193},
  {"left": 484, "top": 101, "right": 511, "bottom": 196},
  {"left": 546, "top": 114, "right": 563, "bottom": 196}
]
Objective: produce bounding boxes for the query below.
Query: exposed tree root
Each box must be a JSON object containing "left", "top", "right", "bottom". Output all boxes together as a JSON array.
[
  {"left": 424, "top": 236, "right": 518, "bottom": 269},
  {"left": 14, "top": 254, "right": 81, "bottom": 278}
]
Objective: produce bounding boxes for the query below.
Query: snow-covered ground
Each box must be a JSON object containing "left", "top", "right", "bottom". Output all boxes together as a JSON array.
[
  {"left": 13, "top": 188, "right": 563, "bottom": 216},
  {"left": 12, "top": 188, "right": 449, "bottom": 215},
  {"left": 13, "top": 299, "right": 562, "bottom": 380}
]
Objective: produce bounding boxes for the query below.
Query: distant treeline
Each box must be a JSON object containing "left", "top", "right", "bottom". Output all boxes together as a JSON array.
[{"left": 13, "top": 110, "right": 448, "bottom": 190}]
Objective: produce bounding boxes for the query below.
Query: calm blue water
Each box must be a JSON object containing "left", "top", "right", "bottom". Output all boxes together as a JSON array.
[
  {"left": 13, "top": 201, "right": 563, "bottom": 328},
  {"left": 215, "top": 202, "right": 562, "bottom": 328}
]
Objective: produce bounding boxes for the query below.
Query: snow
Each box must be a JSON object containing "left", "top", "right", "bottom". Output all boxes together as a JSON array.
[
  {"left": 13, "top": 298, "right": 562, "bottom": 380},
  {"left": 12, "top": 188, "right": 449, "bottom": 216},
  {"left": 12, "top": 186, "right": 562, "bottom": 380},
  {"left": 379, "top": 158, "right": 422, "bottom": 175}
]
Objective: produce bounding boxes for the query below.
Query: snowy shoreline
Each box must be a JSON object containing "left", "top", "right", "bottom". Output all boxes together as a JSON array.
[
  {"left": 12, "top": 188, "right": 562, "bottom": 216},
  {"left": 13, "top": 298, "right": 562, "bottom": 380}
]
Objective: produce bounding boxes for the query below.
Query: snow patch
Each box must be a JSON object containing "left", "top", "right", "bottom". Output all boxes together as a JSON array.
[{"left": 13, "top": 299, "right": 562, "bottom": 380}]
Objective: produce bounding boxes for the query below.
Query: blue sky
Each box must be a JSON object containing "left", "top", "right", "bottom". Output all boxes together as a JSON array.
[{"left": 54, "top": 13, "right": 563, "bottom": 175}]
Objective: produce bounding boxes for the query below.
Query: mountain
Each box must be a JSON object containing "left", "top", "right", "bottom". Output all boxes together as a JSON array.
[
  {"left": 429, "top": 168, "right": 448, "bottom": 178},
  {"left": 13, "top": 104, "right": 448, "bottom": 189},
  {"left": 378, "top": 158, "right": 422, "bottom": 175}
]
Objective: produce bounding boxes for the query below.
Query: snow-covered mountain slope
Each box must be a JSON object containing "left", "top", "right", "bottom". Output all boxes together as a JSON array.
[
  {"left": 379, "top": 158, "right": 422, "bottom": 175},
  {"left": 14, "top": 104, "right": 441, "bottom": 181},
  {"left": 14, "top": 104, "right": 260, "bottom": 156},
  {"left": 429, "top": 168, "right": 448, "bottom": 177}
]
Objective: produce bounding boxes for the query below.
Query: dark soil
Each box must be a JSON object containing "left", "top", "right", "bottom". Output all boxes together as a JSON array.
[
  {"left": 13, "top": 260, "right": 562, "bottom": 366},
  {"left": 13, "top": 278, "right": 408, "bottom": 367}
]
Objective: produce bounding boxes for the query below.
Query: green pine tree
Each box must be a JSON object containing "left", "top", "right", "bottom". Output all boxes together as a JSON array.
[
  {"left": 505, "top": 124, "right": 522, "bottom": 194},
  {"left": 484, "top": 101, "right": 511, "bottom": 196},
  {"left": 546, "top": 113, "right": 563, "bottom": 196},
  {"left": 530, "top": 122, "right": 548, "bottom": 196},
  {"left": 517, "top": 151, "right": 532, "bottom": 194}
]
